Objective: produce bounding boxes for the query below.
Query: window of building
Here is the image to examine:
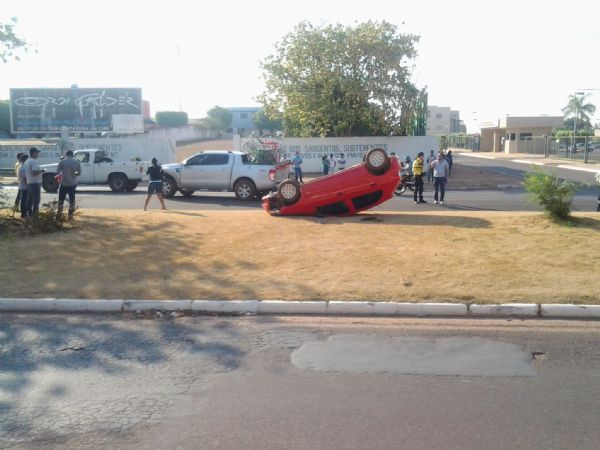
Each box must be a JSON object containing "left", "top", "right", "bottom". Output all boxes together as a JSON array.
[
  {"left": 240, "top": 113, "right": 248, "bottom": 119},
  {"left": 519, "top": 133, "right": 532, "bottom": 141},
  {"left": 435, "top": 113, "right": 442, "bottom": 119},
  {"left": 507, "top": 133, "right": 516, "bottom": 141}
]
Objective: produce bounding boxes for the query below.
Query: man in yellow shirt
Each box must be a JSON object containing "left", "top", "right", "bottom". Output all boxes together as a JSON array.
[{"left": 412, "top": 152, "right": 427, "bottom": 204}]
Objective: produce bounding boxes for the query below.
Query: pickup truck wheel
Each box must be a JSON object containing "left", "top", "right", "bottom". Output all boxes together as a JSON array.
[
  {"left": 42, "top": 173, "right": 59, "bottom": 193},
  {"left": 234, "top": 179, "right": 257, "bottom": 200},
  {"left": 365, "top": 148, "right": 390, "bottom": 173},
  {"left": 126, "top": 181, "right": 139, "bottom": 191},
  {"left": 277, "top": 179, "right": 301, "bottom": 205},
  {"left": 109, "top": 173, "right": 128, "bottom": 192},
  {"left": 180, "top": 189, "right": 195, "bottom": 197},
  {"left": 162, "top": 176, "right": 178, "bottom": 198}
]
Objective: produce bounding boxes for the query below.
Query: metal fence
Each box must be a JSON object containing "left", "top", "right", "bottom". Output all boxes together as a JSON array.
[{"left": 547, "top": 136, "right": 600, "bottom": 163}]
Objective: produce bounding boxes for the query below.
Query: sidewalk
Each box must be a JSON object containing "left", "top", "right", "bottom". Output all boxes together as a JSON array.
[{"left": 459, "top": 151, "right": 600, "bottom": 174}]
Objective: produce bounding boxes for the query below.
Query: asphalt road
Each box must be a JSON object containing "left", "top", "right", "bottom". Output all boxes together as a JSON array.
[
  {"left": 1, "top": 154, "right": 598, "bottom": 212},
  {"left": 1, "top": 314, "right": 600, "bottom": 450}
]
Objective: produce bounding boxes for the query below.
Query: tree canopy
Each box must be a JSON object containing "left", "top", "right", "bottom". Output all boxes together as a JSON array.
[
  {"left": 562, "top": 93, "right": 596, "bottom": 132},
  {"left": 0, "top": 17, "right": 33, "bottom": 63},
  {"left": 253, "top": 108, "right": 282, "bottom": 132},
  {"left": 155, "top": 111, "right": 189, "bottom": 127},
  {"left": 0, "top": 100, "right": 10, "bottom": 135},
  {"left": 258, "top": 21, "right": 424, "bottom": 137}
]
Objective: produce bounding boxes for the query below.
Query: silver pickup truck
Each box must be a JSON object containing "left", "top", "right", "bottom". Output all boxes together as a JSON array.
[{"left": 161, "top": 150, "right": 291, "bottom": 200}]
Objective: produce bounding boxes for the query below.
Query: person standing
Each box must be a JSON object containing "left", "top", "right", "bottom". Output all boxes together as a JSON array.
[
  {"left": 430, "top": 152, "right": 450, "bottom": 205},
  {"left": 322, "top": 155, "right": 330, "bottom": 176},
  {"left": 291, "top": 151, "right": 303, "bottom": 183},
  {"left": 56, "top": 150, "right": 81, "bottom": 220},
  {"left": 412, "top": 152, "right": 426, "bottom": 204},
  {"left": 329, "top": 153, "right": 336, "bottom": 173},
  {"left": 336, "top": 153, "right": 347, "bottom": 171},
  {"left": 144, "top": 157, "right": 166, "bottom": 211},
  {"left": 13, "top": 153, "right": 23, "bottom": 210},
  {"left": 17, "top": 154, "right": 30, "bottom": 218},
  {"left": 446, "top": 150, "right": 454, "bottom": 176},
  {"left": 426, "top": 150, "right": 436, "bottom": 183},
  {"left": 23, "top": 147, "right": 44, "bottom": 216},
  {"left": 596, "top": 171, "right": 600, "bottom": 212}
]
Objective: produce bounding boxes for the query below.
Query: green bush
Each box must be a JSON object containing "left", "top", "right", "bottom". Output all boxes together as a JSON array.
[
  {"left": 524, "top": 169, "right": 578, "bottom": 220},
  {"left": 155, "top": 111, "right": 188, "bottom": 127}
]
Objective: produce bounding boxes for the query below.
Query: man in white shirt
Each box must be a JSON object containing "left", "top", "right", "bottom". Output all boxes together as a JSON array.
[
  {"left": 336, "top": 153, "right": 347, "bottom": 171},
  {"left": 23, "top": 147, "right": 45, "bottom": 216},
  {"left": 430, "top": 152, "right": 450, "bottom": 205}
]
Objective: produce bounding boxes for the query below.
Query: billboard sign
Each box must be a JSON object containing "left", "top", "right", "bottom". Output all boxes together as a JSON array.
[{"left": 10, "top": 88, "right": 143, "bottom": 133}]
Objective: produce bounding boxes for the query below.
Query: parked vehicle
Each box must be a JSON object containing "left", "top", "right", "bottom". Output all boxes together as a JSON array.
[
  {"left": 394, "top": 170, "right": 415, "bottom": 195},
  {"left": 40, "top": 149, "right": 150, "bottom": 192},
  {"left": 263, "top": 148, "right": 400, "bottom": 216},
  {"left": 161, "top": 150, "right": 291, "bottom": 200}
]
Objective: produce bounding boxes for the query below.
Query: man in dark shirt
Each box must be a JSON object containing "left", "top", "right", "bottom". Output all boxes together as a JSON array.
[{"left": 144, "top": 158, "right": 166, "bottom": 210}]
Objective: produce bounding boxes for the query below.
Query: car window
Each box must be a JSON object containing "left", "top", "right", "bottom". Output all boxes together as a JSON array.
[
  {"left": 75, "top": 152, "right": 89, "bottom": 163},
  {"left": 202, "top": 154, "right": 230, "bottom": 165},
  {"left": 187, "top": 154, "right": 208, "bottom": 166}
]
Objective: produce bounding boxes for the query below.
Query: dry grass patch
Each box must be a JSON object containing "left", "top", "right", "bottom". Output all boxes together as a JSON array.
[{"left": 1, "top": 210, "right": 599, "bottom": 304}]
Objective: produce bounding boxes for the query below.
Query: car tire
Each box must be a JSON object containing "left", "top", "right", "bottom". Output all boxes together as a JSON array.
[
  {"left": 42, "top": 173, "right": 59, "bottom": 193},
  {"left": 364, "top": 148, "right": 390, "bottom": 174},
  {"left": 109, "top": 173, "right": 128, "bottom": 192},
  {"left": 163, "top": 176, "right": 178, "bottom": 198},
  {"left": 277, "top": 179, "right": 301, "bottom": 205},
  {"left": 180, "top": 189, "right": 195, "bottom": 197},
  {"left": 126, "top": 180, "right": 139, "bottom": 191},
  {"left": 234, "top": 179, "right": 257, "bottom": 200}
]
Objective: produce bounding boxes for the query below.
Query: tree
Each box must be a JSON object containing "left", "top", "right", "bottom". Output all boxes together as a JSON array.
[
  {"left": 562, "top": 93, "right": 596, "bottom": 133},
  {"left": 198, "top": 106, "right": 232, "bottom": 136},
  {"left": 258, "top": 21, "right": 422, "bottom": 137},
  {"left": 0, "top": 17, "right": 33, "bottom": 63},
  {"left": 155, "top": 111, "right": 188, "bottom": 127},
  {"left": 253, "top": 108, "right": 282, "bottom": 133}
]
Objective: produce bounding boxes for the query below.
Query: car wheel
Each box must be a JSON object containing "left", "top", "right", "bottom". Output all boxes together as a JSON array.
[
  {"left": 234, "top": 179, "right": 257, "bottom": 200},
  {"left": 42, "top": 173, "right": 59, "bottom": 193},
  {"left": 365, "top": 148, "right": 390, "bottom": 173},
  {"left": 180, "top": 189, "right": 195, "bottom": 197},
  {"left": 126, "top": 181, "right": 139, "bottom": 191},
  {"left": 277, "top": 179, "right": 301, "bottom": 205},
  {"left": 109, "top": 173, "right": 128, "bottom": 192},
  {"left": 163, "top": 176, "right": 178, "bottom": 198}
]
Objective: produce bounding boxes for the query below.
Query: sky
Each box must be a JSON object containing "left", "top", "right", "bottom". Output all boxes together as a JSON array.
[{"left": 2, "top": 0, "right": 600, "bottom": 132}]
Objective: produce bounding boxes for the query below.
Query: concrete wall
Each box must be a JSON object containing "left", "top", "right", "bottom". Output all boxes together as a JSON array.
[
  {"left": 0, "top": 136, "right": 176, "bottom": 169},
  {"left": 146, "top": 126, "right": 217, "bottom": 142},
  {"left": 274, "top": 136, "right": 439, "bottom": 172}
]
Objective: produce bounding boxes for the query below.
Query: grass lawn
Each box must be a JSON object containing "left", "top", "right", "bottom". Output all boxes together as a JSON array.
[{"left": 1, "top": 210, "right": 599, "bottom": 304}]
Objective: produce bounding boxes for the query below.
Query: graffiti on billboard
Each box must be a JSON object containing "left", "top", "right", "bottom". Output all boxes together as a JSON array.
[{"left": 10, "top": 88, "right": 142, "bottom": 133}]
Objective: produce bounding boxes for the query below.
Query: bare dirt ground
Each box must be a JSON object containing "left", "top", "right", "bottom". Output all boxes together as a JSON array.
[{"left": 2, "top": 210, "right": 599, "bottom": 304}]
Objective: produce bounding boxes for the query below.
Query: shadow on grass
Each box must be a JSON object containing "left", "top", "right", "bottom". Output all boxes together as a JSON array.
[
  {"left": 0, "top": 314, "right": 246, "bottom": 442},
  {"left": 0, "top": 213, "right": 323, "bottom": 300},
  {"left": 274, "top": 213, "right": 492, "bottom": 229}
]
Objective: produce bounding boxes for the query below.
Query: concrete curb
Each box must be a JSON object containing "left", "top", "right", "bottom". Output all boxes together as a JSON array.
[{"left": 2, "top": 298, "right": 598, "bottom": 319}]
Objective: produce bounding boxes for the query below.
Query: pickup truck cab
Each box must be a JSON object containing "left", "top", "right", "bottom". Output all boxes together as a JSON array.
[
  {"left": 40, "top": 149, "right": 150, "bottom": 192},
  {"left": 161, "top": 150, "right": 291, "bottom": 200}
]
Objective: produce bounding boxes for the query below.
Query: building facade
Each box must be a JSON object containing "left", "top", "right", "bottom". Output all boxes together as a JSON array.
[
  {"left": 480, "top": 116, "right": 563, "bottom": 153},
  {"left": 426, "top": 106, "right": 466, "bottom": 136},
  {"left": 227, "top": 107, "right": 261, "bottom": 137}
]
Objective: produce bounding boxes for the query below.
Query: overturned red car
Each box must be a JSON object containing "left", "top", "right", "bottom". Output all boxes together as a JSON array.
[{"left": 262, "top": 148, "right": 400, "bottom": 216}]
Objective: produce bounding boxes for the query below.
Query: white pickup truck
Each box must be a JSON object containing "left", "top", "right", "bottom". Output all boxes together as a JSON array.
[
  {"left": 40, "top": 149, "right": 150, "bottom": 192},
  {"left": 161, "top": 150, "right": 291, "bottom": 200}
]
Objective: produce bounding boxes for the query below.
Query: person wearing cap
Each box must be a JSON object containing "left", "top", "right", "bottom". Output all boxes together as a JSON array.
[
  {"left": 56, "top": 150, "right": 81, "bottom": 220},
  {"left": 23, "top": 147, "right": 45, "bottom": 216},
  {"left": 412, "top": 152, "right": 427, "bottom": 204},
  {"left": 430, "top": 152, "right": 450, "bottom": 205}
]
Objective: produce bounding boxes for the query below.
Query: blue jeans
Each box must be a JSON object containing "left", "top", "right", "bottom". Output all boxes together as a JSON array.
[
  {"left": 434, "top": 177, "right": 447, "bottom": 202},
  {"left": 19, "top": 189, "right": 30, "bottom": 217},
  {"left": 58, "top": 184, "right": 77, "bottom": 215},
  {"left": 294, "top": 167, "right": 303, "bottom": 182},
  {"left": 28, "top": 183, "right": 41, "bottom": 215}
]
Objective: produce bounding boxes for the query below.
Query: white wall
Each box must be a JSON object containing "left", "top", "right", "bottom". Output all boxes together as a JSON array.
[
  {"left": 146, "top": 126, "right": 218, "bottom": 142},
  {"left": 0, "top": 136, "right": 176, "bottom": 169},
  {"left": 276, "top": 136, "right": 439, "bottom": 172}
]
